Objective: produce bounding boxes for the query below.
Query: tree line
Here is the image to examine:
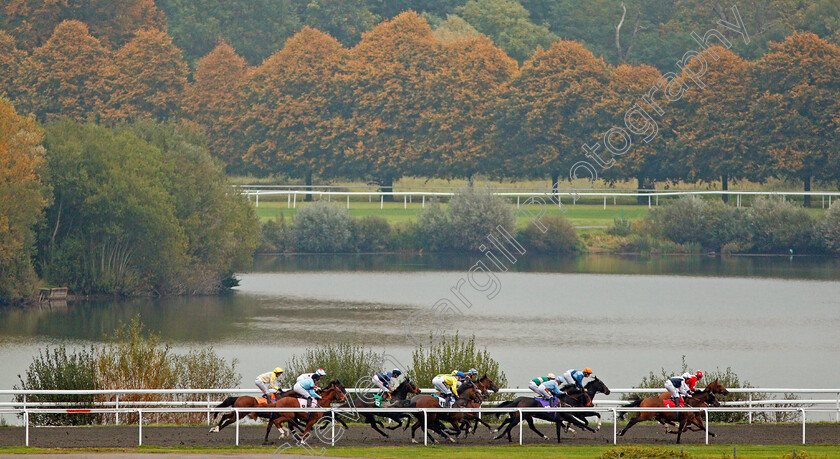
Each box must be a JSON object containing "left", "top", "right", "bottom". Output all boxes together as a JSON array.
[{"left": 2, "top": 10, "right": 838, "bottom": 202}]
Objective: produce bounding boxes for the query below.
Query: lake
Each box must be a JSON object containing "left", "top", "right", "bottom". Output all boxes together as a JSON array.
[{"left": 1, "top": 253, "right": 839, "bottom": 395}]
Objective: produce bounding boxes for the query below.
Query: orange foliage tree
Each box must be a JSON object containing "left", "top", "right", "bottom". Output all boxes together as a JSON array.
[
  {"left": 753, "top": 32, "right": 840, "bottom": 206},
  {"left": 427, "top": 35, "right": 518, "bottom": 180},
  {"left": 0, "top": 98, "right": 45, "bottom": 303},
  {"left": 239, "top": 27, "right": 351, "bottom": 186},
  {"left": 182, "top": 41, "right": 250, "bottom": 172},
  {"left": 18, "top": 20, "right": 109, "bottom": 122},
  {"left": 494, "top": 40, "right": 612, "bottom": 190},
  {"left": 0, "top": 31, "right": 26, "bottom": 102},
  {"left": 1, "top": 0, "right": 165, "bottom": 49},
  {"left": 99, "top": 29, "right": 189, "bottom": 122},
  {"left": 346, "top": 12, "right": 443, "bottom": 197}
]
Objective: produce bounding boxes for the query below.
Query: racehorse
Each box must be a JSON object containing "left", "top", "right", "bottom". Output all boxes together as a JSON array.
[
  {"left": 210, "top": 390, "right": 293, "bottom": 433},
  {"left": 335, "top": 377, "right": 420, "bottom": 438},
  {"left": 263, "top": 380, "right": 347, "bottom": 444},
  {"left": 618, "top": 379, "right": 729, "bottom": 420},
  {"left": 492, "top": 384, "right": 596, "bottom": 443},
  {"left": 618, "top": 387, "right": 718, "bottom": 443},
  {"left": 458, "top": 374, "right": 500, "bottom": 436},
  {"left": 408, "top": 380, "right": 484, "bottom": 443},
  {"left": 556, "top": 377, "right": 611, "bottom": 432}
]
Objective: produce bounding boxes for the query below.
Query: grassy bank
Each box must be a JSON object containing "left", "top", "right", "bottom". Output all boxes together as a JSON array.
[{"left": 1, "top": 444, "right": 837, "bottom": 458}]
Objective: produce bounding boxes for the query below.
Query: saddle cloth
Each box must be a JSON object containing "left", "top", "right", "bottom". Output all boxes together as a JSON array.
[
  {"left": 535, "top": 397, "right": 555, "bottom": 408},
  {"left": 256, "top": 397, "right": 269, "bottom": 407},
  {"left": 297, "top": 398, "right": 312, "bottom": 408},
  {"left": 431, "top": 394, "right": 448, "bottom": 408},
  {"left": 663, "top": 399, "right": 682, "bottom": 408}
]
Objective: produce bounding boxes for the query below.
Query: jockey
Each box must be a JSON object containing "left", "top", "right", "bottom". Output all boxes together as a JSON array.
[
  {"left": 466, "top": 368, "right": 479, "bottom": 380},
  {"left": 432, "top": 371, "right": 464, "bottom": 407},
  {"left": 294, "top": 373, "right": 322, "bottom": 408},
  {"left": 297, "top": 368, "right": 326, "bottom": 382},
  {"left": 561, "top": 368, "right": 593, "bottom": 391},
  {"left": 372, "top": 369, "right": 402, "bottom": 397},
  {"left": 255, "top": 367, "right": 283, "bottom": 402},
  {"left": 683, "top": 370, "right": 704, "bottom": 394},
  {"left": 664, "top": 374, "right": 690, "bottom": 407},
  {"left": 537, "top": 378, "right": 565, "bottom": 407},
  {"left": 527, "top": 373, "right": 556, "bottom": 398}
]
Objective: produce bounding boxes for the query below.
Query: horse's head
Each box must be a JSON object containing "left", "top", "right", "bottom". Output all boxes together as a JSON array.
[
  {"left": 564, "top": 387, "right": 593, "bottom": 407},
  {"left": 479, "top": 374, "right": 499, "bottom": 393},
  {"left": 459, "top": 380, "right": 483, "bottom": 403},
  {"left": 324, "top": 380, "right": 347, "bottom": 403},
  {"left": 397, "top": 377, "right": 419, "bottom": 395},
  {"left": 586, "top": 376, "right": 611, "bottom": 396},
  {"left": 706, "top": 379, "right": 729, "bottom": 396}
]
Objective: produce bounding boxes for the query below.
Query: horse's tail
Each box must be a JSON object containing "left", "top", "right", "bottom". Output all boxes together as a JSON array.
[
  {"left": 617, "top": 398, "right": 642, "bottom": 420},
  {"left": 213, "top": 396, "right": 238, "bottom": 419}
]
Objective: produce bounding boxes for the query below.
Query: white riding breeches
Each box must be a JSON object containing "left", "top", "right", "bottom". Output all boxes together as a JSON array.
[
  {"left": 432, "top": 377, "right": 452, "bottom": 395},
  {"left": 372, "top": 376, "right": 389, "bottom": 392},
  {"left": 256, "top": 379, "right": 271, "bottom": 395}
]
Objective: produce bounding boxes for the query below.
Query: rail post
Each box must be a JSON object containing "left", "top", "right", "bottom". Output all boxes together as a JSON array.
[
  {"left": 293, "top": 192, "right": 297, "bottom": 208},
  {"left": 380, "top": 195, "right": 383, "bottom": 209},
  {"left": 288, "top": 193, "right": 291, "bottom": 208},
  {"left": 24, "top": 408, "right": 29, "bottom": 447},
  {"left": 801, "top": 408, "right": 806, "bottom": 444},
  {"left": 235, "top": 408, "right": 240, "bottom": 446},
  {"left": 612, "top": 408, "right": 617, "bottom": 445},
  {"left": 404, "top": 195, "right": 407, "bottom": 209},
  {"left": 748, "top": 393, "right": 752, "bottom": 424},
  {"left": 603, "top": 196, "right": 606, "bottom": 209},
  {"left": 518, "top": 408, "right": 523, "bottom": 445},
  {"left": 138, "top": 409, "right": 143, "bottom": 446},
  {"left": 648, "top": 195, "right": 651, "bottom": 208},
  {"left": 836, "top": 392, "right": 839, "bottom": 422},
  {"left": 115, "top": 394, "right": 120, "bottom": 425},
  {"left": 423, "top": 408, "right": 428, "bottom": 446},
  {"left": 704, "top": 408, "right": 709, "bottom": 445},
  {"left": 331, "top": 408, "right": 335, "bottom": 447},
  {"left": 206, "top": 393, "right": 211, "bottom": 425},
  {"left": 422, "top": 195, "right": 425, "bottom": 208},
  {"left": 255, "top": 191, "right": 259, "bottom": 208},
  {"left": 346, "top": 194, "right": 349, "bottom": 209}
]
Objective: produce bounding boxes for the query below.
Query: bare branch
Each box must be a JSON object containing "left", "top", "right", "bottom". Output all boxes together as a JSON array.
[{"left": 615, "top": 1, "right": 628, "bottom": 62}]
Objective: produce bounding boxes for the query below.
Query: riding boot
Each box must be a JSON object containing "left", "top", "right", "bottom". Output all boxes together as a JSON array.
[
  {"left": 671, "top": 396, "right": 680, "bottom": 407},
  {"left": 678, "top": 397, "right": 685, "bottom": 407}
]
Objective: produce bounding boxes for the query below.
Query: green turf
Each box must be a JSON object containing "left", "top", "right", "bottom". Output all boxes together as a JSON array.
[{"left": 0, "top": 444, "right": 836, "bottom": 457}]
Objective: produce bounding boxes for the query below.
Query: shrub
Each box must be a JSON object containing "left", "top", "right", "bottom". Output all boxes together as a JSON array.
[
  {"left": 814, "top": 204, "right": 840, "bottom": 255},
  {"left": 352, "top": 215, "right": 394, "bottom": 252},
  {"left": 14, "top": 346, "right": 101, "bottom": 425},
  {"left": 292, "top": 201, "right": 353, "bottom": 252},
  {"left": 599, "top": 446, "right": 693, "bottom": 459},
  {"left": 648, "top": 196, "right": 708, "bottom": 246},
  {"left": 257, "top": 213, "right": 292, "bottom": 253},
  {"left": 519, "top": 215, "right": 578, "bottom": 253},
  {"left": 414, "top": 201, "right": 454, "bottom": 251},
  {"left": 702, "top": 200, "right": 752, "bottom": 252},
  {"left": 277, "top": 342, "right": 384, "bottom": 389},
  {"left": 747, "top": 197, "right": 814, "bottom": 253},
  {"left": 408, "top": 333, "right": 507, "bottom": 399},
  {"left": 448, "top": 187, "right": 515, "bottom": 251},
  {"left": 606, "top": 217, "right": 633, "bottom": 236}
]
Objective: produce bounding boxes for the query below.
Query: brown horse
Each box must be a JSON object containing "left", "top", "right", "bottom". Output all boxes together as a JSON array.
[
  {"left": 334, "top": 377, "right": 421, "bottom": 438},
  {"left": 264, "top": 380, "right": 347, "bottom": 444},
  {"left": 459, "top": 374, "right": 499, "bottom": 436},
  {"left": 618, "top": 388, "right": 718, "bottom": 443},
  {"left": 408, "top": 380, "right": 483, "bottom": 443},
  {"left": 618, "top": 379, "right": 729, "bottom": 421},
  {"left": 210, "top": 391, "right": 292, "bottom": 433}
]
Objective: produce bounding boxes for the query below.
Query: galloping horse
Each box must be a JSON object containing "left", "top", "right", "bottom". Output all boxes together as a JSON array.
[
  {"left": 264, "top": 380, "right": 347, "bottom": 444},
  {"left": 493, "top": 389, "right": 595, "bottom": 443},
  {"left": 618, "top": 379, "right": 729, "bottom": 421},
  {"left": 210, "top": 390, "right": 292, "bottom": 433},
  {"left": 457, "top": 374, "right": 499, "bottom": 436},
  {"left": 618, "top": 387, "right": 718, "bottom": 443},
  {"left": 408, "top": 380, "right": 484, "bottom": 443},
  {"left": 336, "top": 378, "right": 420, "bottom": 438}
]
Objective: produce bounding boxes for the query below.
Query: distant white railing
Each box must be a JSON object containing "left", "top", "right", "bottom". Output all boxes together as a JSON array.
[{"left": 235, "top": 187, "right": 840, "bottom": 210}]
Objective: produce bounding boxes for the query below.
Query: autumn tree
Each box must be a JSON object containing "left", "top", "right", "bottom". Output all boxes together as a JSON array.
[
  {"left": 457, "top": 0, "right": 556, "bottom": 63},
  {"left": 672, "top": 46, "right": 764, "bottom": 201},
  {"left": 347, "top": 12, "right": 443, "bottom": 197},
  {"left": 1, "top": 0, "right": 164, "bottom": 49},
  {"left": 493, "top": 40, "right": 612, "bottom": 190},
  {"left": 0, "top": 31, "right": 26, "bottom": 101},
  {"left": 99, "top": 29, "right": 189, "bottom": 122},
  {"left": 240, "top": 27, "right": 351, "bottom": 190},
  {"left": 432, "top": 15, "right": 482, "bottom": 43},
  {"left": 17, "top": 20, "right": 109, "bottom": 122},
  {"left": 182, "top": 41, "right": 250, "bottom": 173},
  {"left": 752, "top": 32, "right": 840, "bottom": 206},
  {"left": 427, "top": 35, "right": 518, "bottom": 180},
  {"left": 0, "top": 98, "right": 45, "bottom": 303}
]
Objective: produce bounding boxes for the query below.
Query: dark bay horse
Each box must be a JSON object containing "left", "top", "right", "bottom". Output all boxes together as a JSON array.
[
  {"left": 458, "top": 374, "right": 499, "bottom": 436},
  {"left": 210, "top": 390, "right": 292, "bottom": 433},
  {"left": 408, "top": 380, "right": 483, "bottom": 443},
  {"left": 559, "top": 376, "right": 611, "bottom": 432},
  {"left": 335, "top": 378, "right": 420, "bottom": 438},
  {"left": 264, "top": 380, "right": 347, "bottom": 444},
  {"left": 493, "top": 389, "right": 595, "bottom": 443},
  {"left": 618, "top": 387, "right": 718, "bottom": 443}
]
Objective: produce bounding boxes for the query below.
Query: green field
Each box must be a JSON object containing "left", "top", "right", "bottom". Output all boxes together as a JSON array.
[{"left": 1, "top": 444, "right": 836, "bottom": 458}]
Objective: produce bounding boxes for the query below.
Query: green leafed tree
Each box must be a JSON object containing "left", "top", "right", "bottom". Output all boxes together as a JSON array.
[{"left": 457, "top": 0, "right": 556, "bottom": 63}]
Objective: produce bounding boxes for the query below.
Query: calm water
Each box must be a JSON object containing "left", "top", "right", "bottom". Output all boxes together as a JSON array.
[{"left": 1, "top": 254, "right": 839, "bottom": 393}]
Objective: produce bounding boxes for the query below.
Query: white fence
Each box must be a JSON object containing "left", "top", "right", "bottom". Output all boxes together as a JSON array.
[
  {"left": 2, "top": 388, "right": 838, "bottom": 447},
  {"left": 236, "top": 186, "right": 840, "bottom": 210}
]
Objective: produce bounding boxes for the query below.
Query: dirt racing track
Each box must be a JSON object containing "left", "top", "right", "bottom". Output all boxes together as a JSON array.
[{"left": 1, "top": 423, "right": 838, "bottom": 448}]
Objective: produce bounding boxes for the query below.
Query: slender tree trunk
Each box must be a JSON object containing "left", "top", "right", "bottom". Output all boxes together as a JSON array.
[
  {"left": 803, "top": 175, "right": 811, "bottom": 208},
  {"left": 721, "top": 174, "right": 729, "bottom": 203},
  {"left": 636, "top": 174, "right": 650, "bottom": 205},
  {"left": 381, "top": 176, "right": 394, "bottom": 202},
  {"left": 305, "top": 171, "right": 313, "bottom": 202},
  {"left": 550, "top": 171, "right": 559, "bottom": 198}
]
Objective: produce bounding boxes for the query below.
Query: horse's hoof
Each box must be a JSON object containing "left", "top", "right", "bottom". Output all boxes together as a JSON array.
[
  {"left": 209, "top": 426, "right": 219, "bottom": 433},
  {"left": 542, "top": 435, "right": 549, "bottom": 440},
  {"left": 411, "top": 438, "right": 417, "bottom": 444}
]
